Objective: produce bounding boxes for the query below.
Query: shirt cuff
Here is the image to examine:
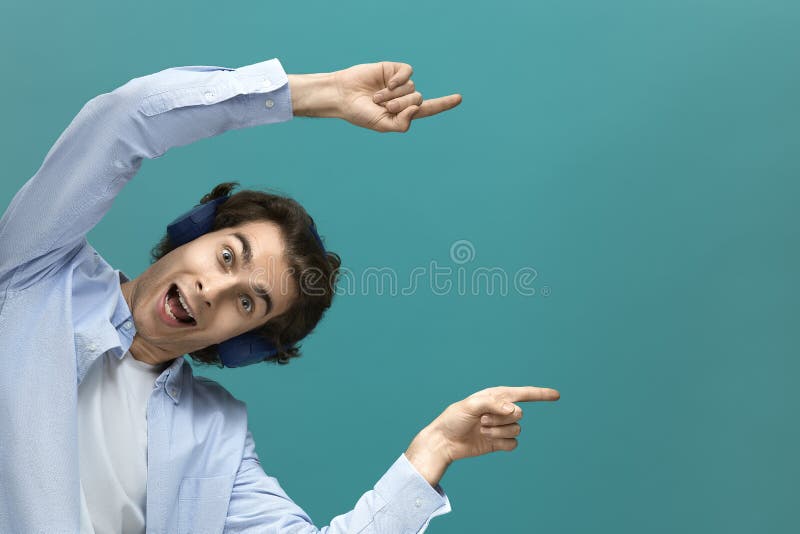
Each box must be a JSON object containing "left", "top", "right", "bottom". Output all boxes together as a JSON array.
[
  {"left": 234, "top": 58, "right": 294, "bottom": 127},
  {"left": 374, "top": 453, "right": 452, "bottom": 533}
]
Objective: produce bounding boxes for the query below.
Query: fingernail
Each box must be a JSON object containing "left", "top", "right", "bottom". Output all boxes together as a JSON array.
[
  {"left": 373, "top": 92, "right": 383, "bottom": 102},
  {"left": 503, "top": 403, "right": 514, "bottom": 413},
  {"left": 481, "top": 415, "right": 490, "bottom": 424}
]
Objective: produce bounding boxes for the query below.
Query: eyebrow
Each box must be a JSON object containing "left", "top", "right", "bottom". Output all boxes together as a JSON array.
[{"left": 228, "top": 232, "right": 273, "bottom": 317}]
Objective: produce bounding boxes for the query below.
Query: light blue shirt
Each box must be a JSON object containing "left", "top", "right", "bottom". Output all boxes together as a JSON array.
[{"left": 0, "top": 58, "right": 451, "bottom": 533}]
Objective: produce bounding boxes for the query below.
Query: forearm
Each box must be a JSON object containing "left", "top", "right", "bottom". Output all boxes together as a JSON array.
[
  {"left": 0, "top": 59, "right": 291, "bottom": 278},
  {"left": 404, "top": 425, "right": 452, "bottom": 487},
  {"left": 287, "top": 72, "right": 342, "bottom": 118},
  {"left": 226, "top": 431, "right": 451, "bottom": 532}
]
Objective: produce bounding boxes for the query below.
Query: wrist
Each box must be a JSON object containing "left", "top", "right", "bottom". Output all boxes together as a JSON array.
[
  {"left": 287, "top": 72, "right": 342, "bottom": 118},
  {"left": 404, "top": 425, "right": 452, "bottom": 487}
]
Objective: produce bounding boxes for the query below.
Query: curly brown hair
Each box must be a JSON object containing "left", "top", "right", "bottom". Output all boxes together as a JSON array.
[{"left": 150, "top": 182, "right": 341, "bottom": 366}]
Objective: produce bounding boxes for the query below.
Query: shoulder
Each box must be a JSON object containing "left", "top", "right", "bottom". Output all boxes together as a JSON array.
[
  {"left": 187, "top": 371, "right": 247, "bottom": 414},
  {"left": 4, "top": 238, "right": 91, "bottom": 293},
  {"left": 180, "top": 369, "right": 250, "bottom": 444},
  {"left": 193, "top": 374, "right": 240, "bottom": 401}
]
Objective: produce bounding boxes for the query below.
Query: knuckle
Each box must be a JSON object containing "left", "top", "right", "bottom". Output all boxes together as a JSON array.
[{"left": 465, "top": 397, "right": 481, "bottom": 412}]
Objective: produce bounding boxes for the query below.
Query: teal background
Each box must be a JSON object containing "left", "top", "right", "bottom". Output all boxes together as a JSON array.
[{"left": 2, "top": 0, "right": 798, "bottom": 532}]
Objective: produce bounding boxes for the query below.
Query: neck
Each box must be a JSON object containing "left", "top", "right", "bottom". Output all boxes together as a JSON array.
[
  {"left": 129, "top": 336, "right": 179, "bottom": 366},
  {"left": 120, "top": 278, "right": 181, "bottom": 366}
]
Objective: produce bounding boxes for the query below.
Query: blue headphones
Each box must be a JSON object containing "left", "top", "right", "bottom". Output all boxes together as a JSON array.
[{"left": 166, "top": 195, "right": 325, "bottom": 368}]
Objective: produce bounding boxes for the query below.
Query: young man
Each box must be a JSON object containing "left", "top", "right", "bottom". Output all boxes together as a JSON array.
[{"left": 0, "top": 57, "right": 560, "bottom": 533}]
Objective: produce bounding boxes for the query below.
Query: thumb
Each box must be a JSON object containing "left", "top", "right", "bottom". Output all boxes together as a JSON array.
[
  {"left": 463, "top": 394, "right": 518, "bottom": 417},
  {"left": 390, "top": 104, "right": 419, "bottom": 132}
]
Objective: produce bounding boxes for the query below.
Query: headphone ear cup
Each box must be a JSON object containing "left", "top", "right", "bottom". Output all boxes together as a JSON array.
[
  {"left": 167, "top": 196, "right": 229, "bottom": 247},
  {"left": 218, "top": 333, "right": 279, "bottom": 368}
]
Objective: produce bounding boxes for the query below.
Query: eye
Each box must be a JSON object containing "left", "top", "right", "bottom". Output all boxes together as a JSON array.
[
  {"left": 240, "top": 294, "right": 253, "bottom": 313},
  {"left": 221, "top": 246, "right": 234, "bottom": 266}
]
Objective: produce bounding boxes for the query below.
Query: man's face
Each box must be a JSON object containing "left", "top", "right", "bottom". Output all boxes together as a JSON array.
[{"left": 125, "top": 220, "right": 296, "bottom": 357}]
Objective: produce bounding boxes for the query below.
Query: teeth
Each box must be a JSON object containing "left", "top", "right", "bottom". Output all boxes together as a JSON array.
[
  {"left": 165, "top": 295, "right": 178, "bottom": 321},
  {"left": 176, "top": 287, "right": 195, "bottom": 319}
]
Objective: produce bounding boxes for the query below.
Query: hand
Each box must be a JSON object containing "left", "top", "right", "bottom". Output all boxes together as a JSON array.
[
  {"left": 404, "top": 386, "right": 561, "bottom": 486},
  {"left": 334, "top": 62, "right": 462, "bottom": 132},
  {"left": 288, "top": 62, "right": 461, "bottom": 132}
]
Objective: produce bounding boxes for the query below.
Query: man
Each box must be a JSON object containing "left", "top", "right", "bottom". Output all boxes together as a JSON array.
[{"left": 0, "top": 57, "right": 560, "bottom": 533}]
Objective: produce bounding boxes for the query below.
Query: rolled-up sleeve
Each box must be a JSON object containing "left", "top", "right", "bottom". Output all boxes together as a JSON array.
[
  {"left": 0, "top": 58, "right": 292, "bottom": 288},
  {"left": 224, "top": 431, "right": 451, "bottom": 533}
]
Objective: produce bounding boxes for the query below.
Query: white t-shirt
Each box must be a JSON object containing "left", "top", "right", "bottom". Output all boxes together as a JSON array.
[{"left": 77, "top": 350, "right": 168, "bottom": 534}]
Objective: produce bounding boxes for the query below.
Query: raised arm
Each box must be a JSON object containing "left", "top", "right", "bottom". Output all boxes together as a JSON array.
[
  {"left": 0, "top": 59, "right": 461, "bottom": 289},
  {"left": 0, "top": 59, "right": 292, "bottom": 287}
]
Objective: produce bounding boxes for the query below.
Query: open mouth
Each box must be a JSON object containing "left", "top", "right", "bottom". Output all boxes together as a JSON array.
[{"left": 161, "top": 283, "right": 197, "bottom": 327}]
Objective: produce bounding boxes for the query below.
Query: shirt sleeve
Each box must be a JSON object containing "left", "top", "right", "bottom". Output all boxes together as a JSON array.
[
  {"left": 224, "top": 430, "right": 452, "bottom": 533},
  {"left": 0, "top": 59, "right": 292, "bottom": 289}
]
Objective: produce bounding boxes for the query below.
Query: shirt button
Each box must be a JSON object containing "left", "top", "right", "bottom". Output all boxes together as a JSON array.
[
  {"left": 204, "top": 91, "right": 215, "bottom": 100},
  {"left": 123, "top": 321, "right": 133, "bottom": 330},
  {"left": 87, "top": 343, "right": 97, "bottom": 352},
  {"left": 264, "top": 99, "right": 275, "bottom": 109},
  {"left": 415, "top": 497, "right": 422, "bottom": 508},
  {"left": 170, "top": 389, "right": 177, "bottom": 396}
]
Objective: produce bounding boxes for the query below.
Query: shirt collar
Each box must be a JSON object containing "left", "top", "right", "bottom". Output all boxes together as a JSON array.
[
  {"left": 75, "top": 268, "right": 137, "bottom": 384},
  {"left": 110, "top": 270, "right": 135, "bottom": 358},
  {"left": 118, "top": 269, "right": 190, "bottom": 404},
  {"left": 154, "top": 355, "right": 187, "bottom": 404}
]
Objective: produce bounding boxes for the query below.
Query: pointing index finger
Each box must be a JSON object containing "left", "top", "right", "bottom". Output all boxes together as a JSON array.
[
  {"left": 498, "top": 386, "right": 561, "bottom": 403},
  {"left": 412, "top": 94, "right": 463, "bottom": 119}
]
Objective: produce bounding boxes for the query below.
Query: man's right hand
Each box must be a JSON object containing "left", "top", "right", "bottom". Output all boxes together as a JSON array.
[{"left": 288, "top": 62, "right": 462, "bottom": 132}]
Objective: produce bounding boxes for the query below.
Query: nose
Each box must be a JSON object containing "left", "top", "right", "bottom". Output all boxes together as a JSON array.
[
  {"left": 196, "top": 274, "right": 245, "bottom": 308},
  {"left": 196, "top": 280, "right": 209, "bottom": 307}
]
